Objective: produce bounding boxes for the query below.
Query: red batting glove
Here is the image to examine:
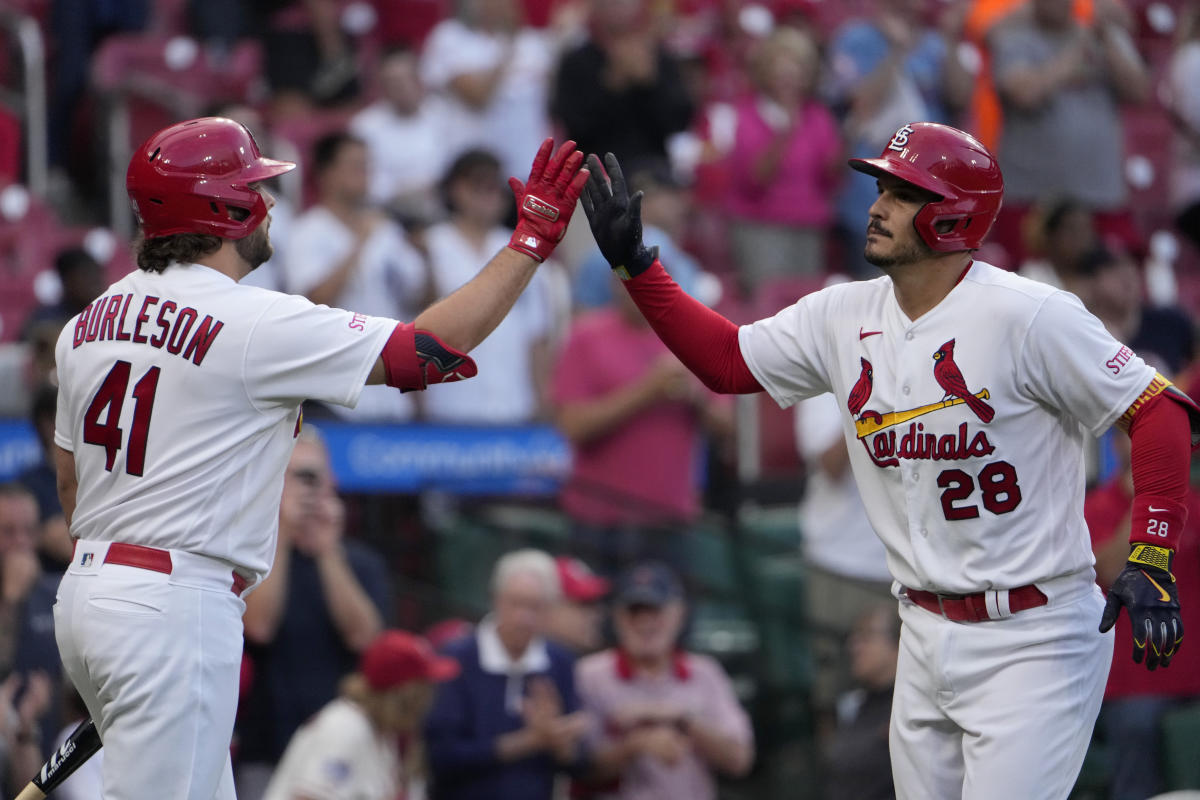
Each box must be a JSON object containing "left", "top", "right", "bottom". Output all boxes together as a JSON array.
[{"left": 507, "top": 138, "right": 590, "bottom": 262}]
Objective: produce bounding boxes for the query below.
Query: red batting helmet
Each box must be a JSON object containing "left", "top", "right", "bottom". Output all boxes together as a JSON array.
[
  {"left": 848, "top": 122, "right": 1003, "bottom": 252},
  {"left": 126, "top": 117, "right": 296, "bottom": 240}
]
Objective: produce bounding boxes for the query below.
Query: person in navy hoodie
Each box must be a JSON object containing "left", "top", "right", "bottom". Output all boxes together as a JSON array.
[{"left": 426, "top": 548, "right": 590, "bottom": 799}]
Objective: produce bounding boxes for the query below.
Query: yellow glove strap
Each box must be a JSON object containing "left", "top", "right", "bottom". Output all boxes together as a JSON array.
[{"left": 1129, "top": 543, "right": 1174, "bottom": 579}]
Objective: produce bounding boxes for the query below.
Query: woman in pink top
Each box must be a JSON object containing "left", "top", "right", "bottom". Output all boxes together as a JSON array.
[{"left": 725, "top": 27, "right": 842, "bottom": 293}]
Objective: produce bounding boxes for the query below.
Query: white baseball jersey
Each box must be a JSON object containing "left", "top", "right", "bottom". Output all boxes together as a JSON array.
[
  {"left": 740, "top": 261, "right": 1155, "bottom": 594},
  {"left": 263, "top": 698, "right": 401, "bottom": 800},
  {"left": 54, "top": 261, "right": 396, "bottom": 580}
]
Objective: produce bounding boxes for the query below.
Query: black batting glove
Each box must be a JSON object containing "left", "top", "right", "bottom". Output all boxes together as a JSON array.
[
  {"left": 580, "top": 153, "right": 657, "bottom": 280},
  {"left": 1099, "top": 544, "right": 1183, "bottom": 670}
]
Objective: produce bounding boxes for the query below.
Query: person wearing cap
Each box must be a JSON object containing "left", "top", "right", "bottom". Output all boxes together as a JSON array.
[
  {"left": 574, "top": 561, "right": 754, "bottom": 799},
  {"left": 425, "top": 549, "right": 590, "bottom": 800},
  {"left": 547, "top": 555, "right": 611, "bottom": 654},
  {"left": 263, "top": 629, "right": 458, "bottom": 800}
]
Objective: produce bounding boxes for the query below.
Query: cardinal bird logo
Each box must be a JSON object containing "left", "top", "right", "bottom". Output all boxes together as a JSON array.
[
  {"left": 847, "top": 357, "right": 873, "bottom": 417},
  {"left": 932, "top": 339, "right": 995, "bottom": 423}
]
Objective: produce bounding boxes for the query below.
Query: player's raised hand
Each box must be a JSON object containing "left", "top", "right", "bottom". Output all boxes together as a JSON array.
[
  {"left": 507, "top": 138, "right": 590, "bottom": 263},
  {"left": 1099, "top": 544, "right": 1183, "bottom": 670},
  {"left": 580, "top": 153, "right": 658, "bottom": 280}
]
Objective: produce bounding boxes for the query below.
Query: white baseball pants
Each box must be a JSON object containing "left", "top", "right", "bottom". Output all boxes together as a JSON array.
[
  {"left": 890, "top": 575, "right": 1113, "bottom": 800},
  {"left": 54, "top": 541, "right": 246, "bottom": 800}
]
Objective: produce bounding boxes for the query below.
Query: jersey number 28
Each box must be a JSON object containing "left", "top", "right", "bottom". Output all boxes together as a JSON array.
[{"left": 82, "top": 360, "right": 160, "bottom": 476}]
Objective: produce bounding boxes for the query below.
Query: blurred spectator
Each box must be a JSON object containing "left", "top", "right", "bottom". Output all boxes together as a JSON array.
[
  {"left": 420, "top": 0, "right": 556, "bottom": 181},
  {"left": 284, "top": 131, "right": 430, "bottom": 421},
  {"left": 0, "top": 483, "right": 63, "bottom": 757},
  {"left": 51, "top": 688, "right": 104, "bottom": 800},
  {"left": 15, "top": 384, "right": 74, "bottom": 572},
  {"left": 725, "top": 27, "right": 841, "bottom": 292},
  {"left": 264, "top": 630, "right": 459, "bottom": 800},
  {"left": 48, "top": 0, "right": 149, "bottom": 173},
  {"left": 1167, "top": 4, "right": 1200, "bottom": 251},
  {"left": 550, "top": 282, "right": 733, "bottom": 578},
  {"left": 1087, "top": 434, "right": 1200, "bottom": 800},
  {"left": 236, "top": 429, "right": 392, "bottom": 799},
  {"left": 574, "top": 159, "right": 708, "bottom": 310},
  {"left": 547, "top": 555, "right": 611, "bottom": 654},
  {"left": 574, "top": 561, "right": 754, "bottom": 798},
  {"left": 826, "top": 0, "right": 972, "bottom": 276},
  {"left": 795, "top": 392, "right": 893, "bottom": 733},
  {"left": 821, "top": 603, "right": 900, "bottom": 800},
  {"left": 0, "top": 669, "right": 54, "bottom": 799},
  {"left": 350, "top": 45, "right": 447, "bottom": 226},
  {"left": 21, "top": 248, "right": 106, "bottom": 342},
  {"left": 1016, "top": 196, "right": 1099, "bottom": 296},
  {"left": 989, "top": 0, "right": 1149, "bottom": 264},
  {"left": 422, "top": 150, "right": 556, "bottom": 424},
  {"left": 425, "top": 549, "right": 589, "bottom": 800},
  {"left": 1077, "top": 246, "right": 1196, "bottom": 378},
  {"left": 551, "top": 0, "right": 695, "bottom": 166}
]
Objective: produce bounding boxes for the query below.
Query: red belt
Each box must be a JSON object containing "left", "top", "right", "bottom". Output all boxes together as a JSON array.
[
  {"left": 904, "top": 584, "right": 1047, "bottom": 622},
  {"left": 101, "top": 542, "right": 248, "bottom": 596}
]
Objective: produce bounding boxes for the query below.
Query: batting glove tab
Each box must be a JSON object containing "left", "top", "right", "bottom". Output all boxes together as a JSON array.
[
  {"left": 507, "top": 138, "right": 590, "bottom": 263},
  {"left": 580, "top": 153, "right": 658, "bottom": 280},
  {"left": 1099, "top": 544, "right": 1183, "bottom": 670}
]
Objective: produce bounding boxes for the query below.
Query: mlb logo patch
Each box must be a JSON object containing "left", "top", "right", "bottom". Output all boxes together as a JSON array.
[{"left": 79, "top": 552, "right": 93, "bottom": 567}]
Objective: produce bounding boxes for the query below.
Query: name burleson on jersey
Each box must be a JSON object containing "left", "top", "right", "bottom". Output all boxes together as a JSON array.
[{"left": 71, "top": 293, "right": 225, "bottom": 366}]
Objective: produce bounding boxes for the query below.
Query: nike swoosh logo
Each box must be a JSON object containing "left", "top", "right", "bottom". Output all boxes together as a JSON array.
[
  {"left": 859, "top": 328, "right": 882, "bottom": 340},
  {"left": 1148, "top": 506, "right": 1169, "bottom": 513},
  {"left": 1142, "top": 570, "right": 1172, "bottom": 602}
]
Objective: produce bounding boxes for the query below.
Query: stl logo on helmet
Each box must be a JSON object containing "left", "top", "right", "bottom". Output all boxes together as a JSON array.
[{"left": 887, "top": 124, "right": 916, "bottom": 153}]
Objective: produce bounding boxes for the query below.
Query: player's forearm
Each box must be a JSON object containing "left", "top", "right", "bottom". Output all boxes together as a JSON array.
[
  {"left": 1126, "top": 391, "right": 1192, "bottom": 549},
  {"left": 413, "top": 247, "right": 539, "bottom": 354},
  {"left": 53, "top": 446, "right": 77, "bottom": 527},
  {"left": 315, "top": 548, "right": 383, "bottom": 652},
  {"left": 622, "top": 262, "right": 762, "bottom": 395}
]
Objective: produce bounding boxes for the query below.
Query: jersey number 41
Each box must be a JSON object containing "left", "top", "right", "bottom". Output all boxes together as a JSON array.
[{"left": 82, "top": 360, "right": 160, "bottom": 476}]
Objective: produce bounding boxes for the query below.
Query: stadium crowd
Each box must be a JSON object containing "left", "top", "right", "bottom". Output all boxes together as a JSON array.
[{"left": 1, "top": 0, "right": 1200, "bottom": 797}]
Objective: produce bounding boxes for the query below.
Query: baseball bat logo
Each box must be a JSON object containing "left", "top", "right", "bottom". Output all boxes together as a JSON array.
[{"left": 36, "top": 737, "right": 75, "bottom": 787}]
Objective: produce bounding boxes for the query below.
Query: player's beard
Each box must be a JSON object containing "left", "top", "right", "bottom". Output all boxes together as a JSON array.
[
  {"left": 235, "top": 222, "right": 273, "bottom": 271},
  {"left": 864, "top": 229, "right": 935, "bottom": 270}
]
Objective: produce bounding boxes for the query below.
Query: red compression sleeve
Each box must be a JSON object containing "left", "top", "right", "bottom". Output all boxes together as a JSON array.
[
  {"left": 1128, "top": 393, "right": 1191, "bottom": 549},
  {"left": 381, "top": 322, "right": 423, "bottom": 390},
  {"left": 622, "top": 261, "right": 762, "bottom": 394}
]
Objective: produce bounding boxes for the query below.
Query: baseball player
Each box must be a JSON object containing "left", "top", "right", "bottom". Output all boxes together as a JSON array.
[
  {"left": 51, "top": 116, "right": 587, "bottom": 800},
  {"left": 580, "top": 122, "right": 1199, "bottom": 799}
]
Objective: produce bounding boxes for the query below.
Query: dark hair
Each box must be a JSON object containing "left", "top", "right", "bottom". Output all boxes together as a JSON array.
[
  {"left": 313, "top": 131, "right": 366, "bottom": 174},
  {"left": 54, "top": 247, "right": 101, "bottom": 279},
  {"left": 135, "top": 232, "right": 223, "bottom": 273},
  {"left": 440, "top": 148, "right": 502, "bottom": 214},
  {"left": 0, "top": 482, "right": 36, "bottom": 505},
  {"left": 1076, "top": 245, "right": 1128, "bottom": 277},
  {"left": 1042, "top": 197, "right": 1089, "bottom": 238}
]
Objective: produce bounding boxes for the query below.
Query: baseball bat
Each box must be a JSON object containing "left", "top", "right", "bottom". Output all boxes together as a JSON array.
[{"left": 13, "top": 718, "right": 102, "bottom": 800}]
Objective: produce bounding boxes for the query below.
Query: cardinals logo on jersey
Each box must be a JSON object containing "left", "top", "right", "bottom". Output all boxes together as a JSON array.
[
  {"left": 847, "top": 358, "right": 873, "bottom": 417},
  {"left": 847, "top": 337, "right": 997, "bottom": 468},
  {"left": 932, "top": 339, "right": 994, "bottom": 423}
]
